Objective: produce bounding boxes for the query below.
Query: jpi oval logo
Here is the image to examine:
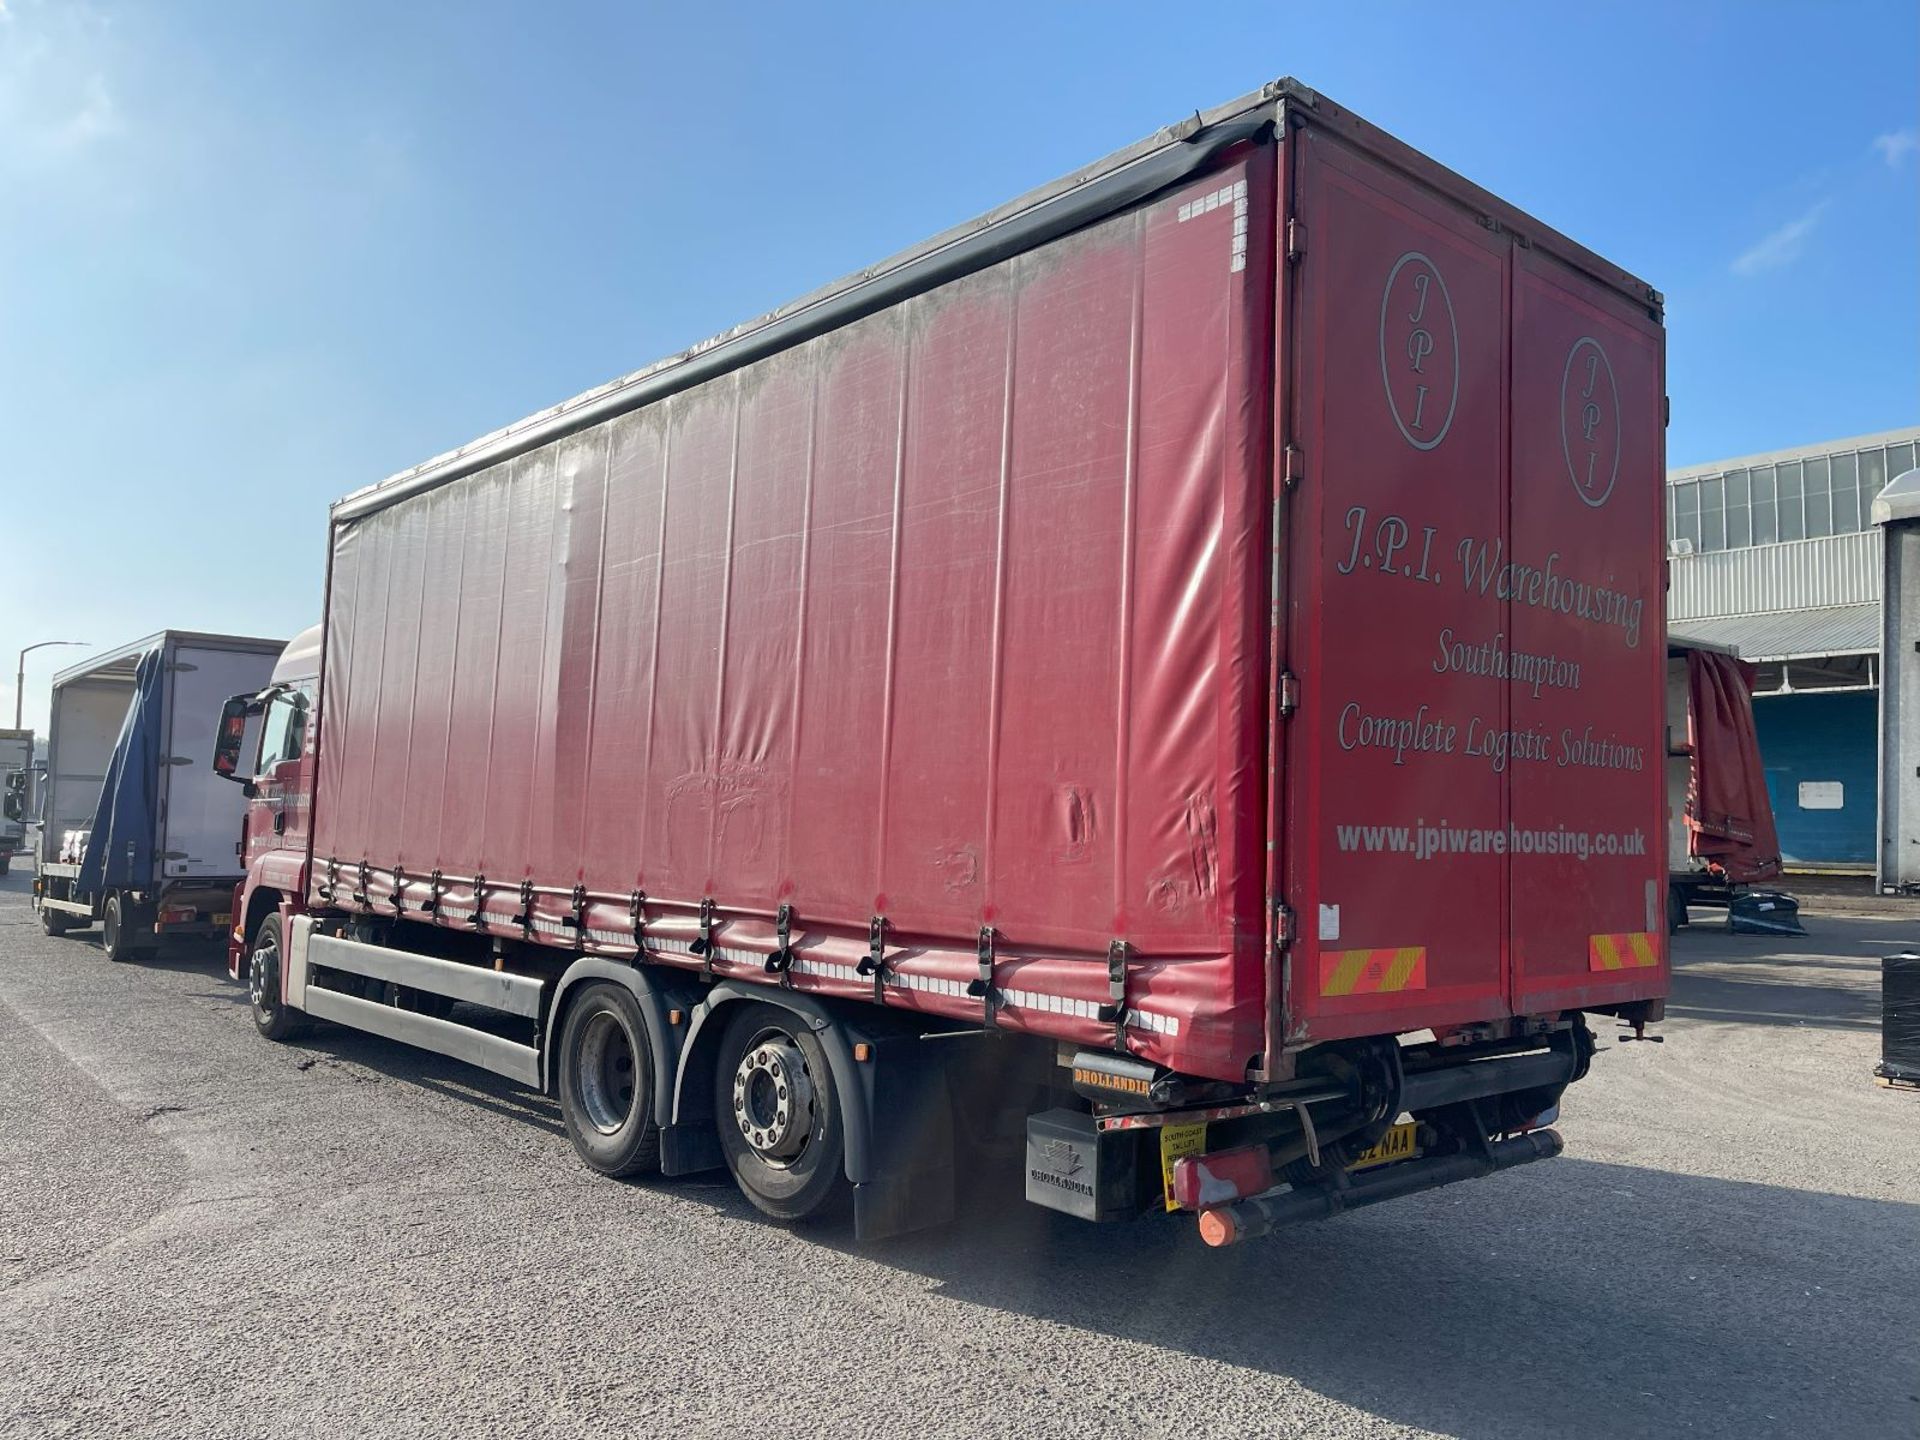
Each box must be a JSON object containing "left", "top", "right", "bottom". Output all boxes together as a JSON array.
[
  {"left": 1378, "top": 251, "right": 1458, "bottom": 452},
  {"left": 1560, "top": 336, "right": 1620, "bottom": 508}
]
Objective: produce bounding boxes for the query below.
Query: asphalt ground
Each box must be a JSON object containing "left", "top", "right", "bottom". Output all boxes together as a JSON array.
[{"left": 1, "top": 868, "right": 1915, "bottom": 1440}]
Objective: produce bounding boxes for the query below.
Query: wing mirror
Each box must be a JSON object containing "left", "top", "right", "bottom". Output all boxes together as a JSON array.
[{"left": 213, "top": 688, "right": 275, "bottom": 788}]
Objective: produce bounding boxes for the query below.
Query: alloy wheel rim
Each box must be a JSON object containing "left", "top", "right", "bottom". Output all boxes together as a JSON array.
[
  {"left": 730, "top": 1031, "right": 815, "bottom": 1167},
  {"left": 250, "top": 939, "right": 275, "bottom": 1013}
]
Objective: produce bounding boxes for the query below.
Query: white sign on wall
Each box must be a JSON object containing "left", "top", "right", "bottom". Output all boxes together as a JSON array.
[{"left": 1798, "top": 781, "right": 1845, "bottom": 811}]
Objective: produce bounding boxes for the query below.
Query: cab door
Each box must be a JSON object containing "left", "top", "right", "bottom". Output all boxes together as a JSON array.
[{"left": 248, "top": 685, "right": 314, "bottom": 868}]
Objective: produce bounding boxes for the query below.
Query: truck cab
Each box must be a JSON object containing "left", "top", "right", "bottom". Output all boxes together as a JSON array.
[{"left": 218, "top": 624, "right": 321, "bottom": 979}]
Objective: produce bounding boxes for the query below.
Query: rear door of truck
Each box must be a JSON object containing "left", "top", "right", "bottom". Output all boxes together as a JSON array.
[
  {"left": 160, "top": 641, "right": 280, "bottom": 881},
  {"left": 45, "top": 677, "right": 135, "bottom": 864},
  {"left": 1279, "top": 113, "right": 1666, "bottom": 1046},
  {"left": 1506, "top": 244, "right": 1666, "bottom": 1012}
]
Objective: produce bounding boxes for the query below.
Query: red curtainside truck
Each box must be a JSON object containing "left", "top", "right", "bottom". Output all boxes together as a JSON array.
[{"left": 219, "top": 79, "right": 1667, "bottom": 1243}]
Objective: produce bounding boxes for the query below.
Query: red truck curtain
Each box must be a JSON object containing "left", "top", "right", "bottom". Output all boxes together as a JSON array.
[{"left": 1686, "top": 649, "right": 1783, "bottom": 884}]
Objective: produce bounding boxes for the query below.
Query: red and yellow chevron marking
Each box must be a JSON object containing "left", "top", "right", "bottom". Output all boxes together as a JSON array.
[
  {"left": 1319, "top": 946, "right": 1427, "bottom": 998},
  {"left": 1589, "top": 931, "right": 1660, "bottom": 972}
]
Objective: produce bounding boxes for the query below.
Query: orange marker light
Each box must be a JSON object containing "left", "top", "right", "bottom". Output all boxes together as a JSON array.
[{"left": 853, "top": 1042, "right": 872, "bottom": 1062}]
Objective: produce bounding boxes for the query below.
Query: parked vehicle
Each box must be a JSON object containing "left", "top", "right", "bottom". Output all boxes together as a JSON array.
[
  {"left": 0, "top": 729, "right": 31, "bottom": 876},
  {"left": 1664, "top": 641, "right": 1795, "bottom": 932},
  {"left": 36, "top": 632, "right": 283, "bottom": 960},
  {"left": 222, "top": 79, "right": 1668, "bottom": 1245}
]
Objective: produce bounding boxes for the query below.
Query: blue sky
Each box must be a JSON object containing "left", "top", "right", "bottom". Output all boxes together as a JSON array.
[{"left": 1, "top": 0, "right": 1915, "bottom": 731}]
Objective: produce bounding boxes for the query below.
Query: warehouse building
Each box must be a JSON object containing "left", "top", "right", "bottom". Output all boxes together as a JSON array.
[{"left": 1666, "top": 424, "right": 1920, "bottom": 872}]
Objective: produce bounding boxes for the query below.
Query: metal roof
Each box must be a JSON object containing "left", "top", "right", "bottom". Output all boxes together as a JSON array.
[
  {"left": 1666, "top": 603, "right": 1880, "bottom": 661},
  {"left": 51, "top": 632, "right": 289, "bottom": 687},
  {"left": 331, "top": 89, "right": 1276, "bottom": 523},
  {"left": 1668, "top": 423, "right": 1920, "bottom": 482}
]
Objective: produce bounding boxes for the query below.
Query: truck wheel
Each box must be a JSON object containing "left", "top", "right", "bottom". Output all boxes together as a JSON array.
[
  {"left": 0, "top": 853, "right": 10, "bottom": 876},
  {"left": 555, "top": 982, "right": 659, "bottom": 1178},
  {"left": 102, "top": 893, "right": 153, "bottom": 963},
  {"left": 40, "top": 904, "right": 72, "bottom": 937},
  {"left": 247, "top": 914, "right": 308, "bottom": 1042},
  {"left": 714, "top": 1003, "right": 850, "bottom": 1224}
]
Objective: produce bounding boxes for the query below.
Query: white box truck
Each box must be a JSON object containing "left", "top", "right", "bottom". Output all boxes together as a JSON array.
[{"left": 35, "top": 631, "right": 283, "bottom": 959}]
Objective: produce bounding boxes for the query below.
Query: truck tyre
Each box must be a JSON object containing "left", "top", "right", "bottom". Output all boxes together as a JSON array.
[
  {"left": 0, "top": 853, "right": 10, "bottom": 876},
  {"left": 1667, "top": 885, "right": 1688, "bottom": 935},
  {"left": 713, "top": 1003, "right": 851, "bottom": 1225},
  {"left": 247, "top": 914, "right": 309, "bottom": 1042},
  {"left": 555, "top": 981, "right": 660, "bottom": 1178},
  {"left": 40, "top": 903, "right": 72, "bottom": 937},
  {"left": 102, "top": 892, "right": 153, "bottom": 963}
]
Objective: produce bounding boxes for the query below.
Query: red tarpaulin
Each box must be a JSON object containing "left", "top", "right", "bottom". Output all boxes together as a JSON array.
[{"left": 1685, "top": 649, "right": 1783, "bottom": 884}]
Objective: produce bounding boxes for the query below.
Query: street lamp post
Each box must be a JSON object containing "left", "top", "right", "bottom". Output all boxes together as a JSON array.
[{"left": 14, "top": 641, "right": 88, "bottom": 731}]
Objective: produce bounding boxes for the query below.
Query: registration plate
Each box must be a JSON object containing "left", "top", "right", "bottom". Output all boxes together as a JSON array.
[
  {"left": 1347, "top": 1120, "right": 1419, "bottom": 1172},
  {"left": 212, "top": 913, "right": 231, "bottom": 927}
]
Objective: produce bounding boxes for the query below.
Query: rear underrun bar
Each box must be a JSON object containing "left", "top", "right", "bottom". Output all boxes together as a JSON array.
[{"left": 1198, "top": 1128, "right": 1565, "bottom": 1246}]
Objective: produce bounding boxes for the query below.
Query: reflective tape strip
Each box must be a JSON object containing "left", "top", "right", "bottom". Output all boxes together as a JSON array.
[
  {"left": 996, "top": 985, "right": 1180, "bottom": 1036},
  {"left": 1176, "top": 177, "right": 1250, "bottom": 273},
  {"left": 1589, "top": 931, "right": 1659, "bottom": 971},
  {"left": 1319, "top": 946, "right": 1428, "bottom": 997}
]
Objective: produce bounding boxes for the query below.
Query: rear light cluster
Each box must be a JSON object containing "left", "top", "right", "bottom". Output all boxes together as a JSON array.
[
  {"left": 1169, "top": 1143, "right": 1274, "bottom": 1211},
  {"left": 158, "top": 906, "right": 197, "bottom": 926}
]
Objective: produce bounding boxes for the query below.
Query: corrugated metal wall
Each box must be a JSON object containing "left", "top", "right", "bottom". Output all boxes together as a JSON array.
[{"left": 1669, "top": 530, "right": 1881, "bottom": 622}]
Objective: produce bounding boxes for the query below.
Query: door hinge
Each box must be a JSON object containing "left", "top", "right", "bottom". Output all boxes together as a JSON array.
[
  {"left": 1663, "top": 394, "right": 1671, "bottom": 428},
  {"left": 1282, "top": 443, "right": 1303, "bottom": 490},
  {"left": 1278, "top": 670, "right": 1300, "bottom": 717},
  {"left": 1274, "top": 902, "right": 1296, "bottom": 954},
  {"left": 1285, "top": 217, "right": 1306, "bottom": 261}
]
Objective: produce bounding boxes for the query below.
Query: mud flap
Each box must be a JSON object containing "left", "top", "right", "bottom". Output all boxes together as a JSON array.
[{"left": 851, "top": 1031, "right": 962, "bottom": 1241}]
